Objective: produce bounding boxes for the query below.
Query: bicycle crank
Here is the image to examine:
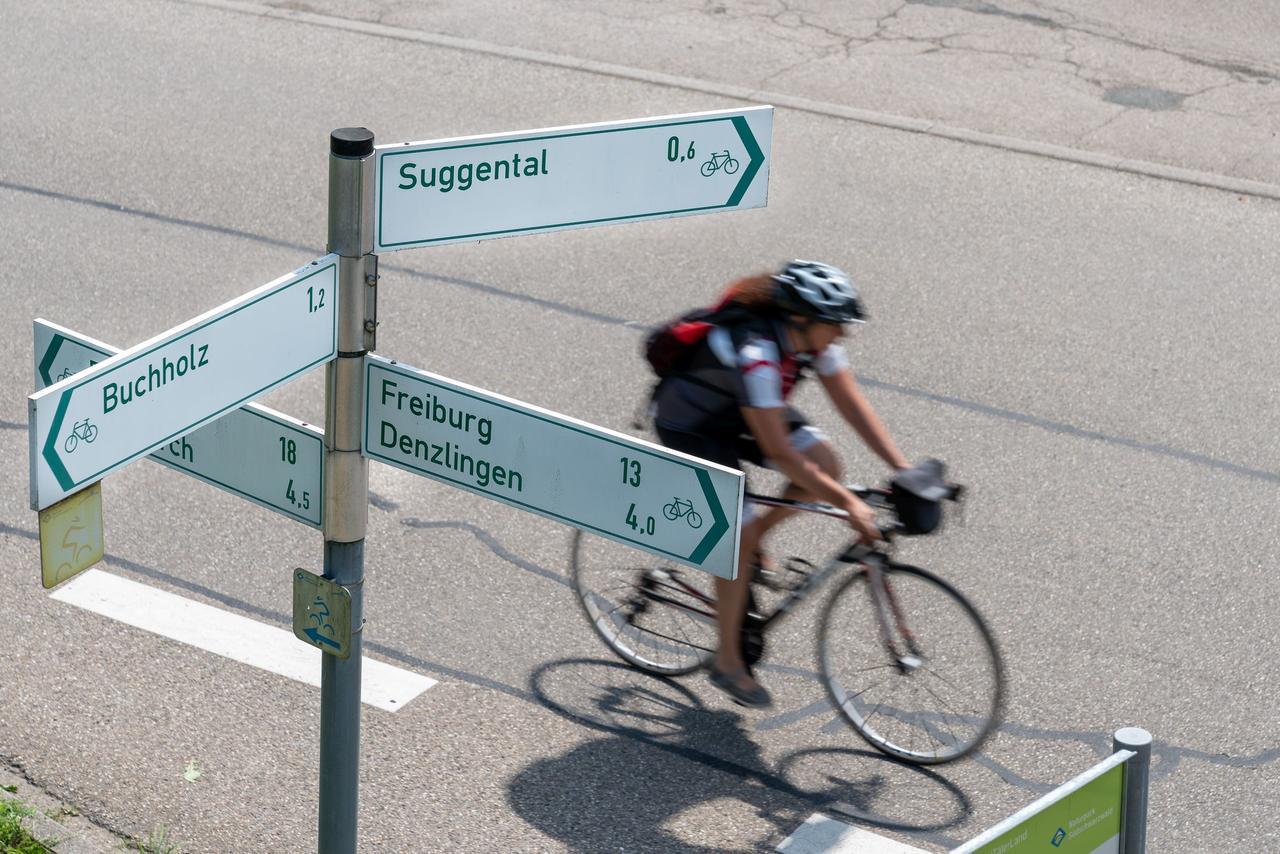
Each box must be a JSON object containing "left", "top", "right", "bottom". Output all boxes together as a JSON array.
[{"left": 741, "top": 588, "right": 766, "bottom": 667}]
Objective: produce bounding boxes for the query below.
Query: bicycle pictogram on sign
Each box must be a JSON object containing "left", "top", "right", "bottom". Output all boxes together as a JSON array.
[
  {"left": 662, "top": 497, "right": 703, "bottom": 529},
  {"left": 63, "top": 418, "right": 98, "bottom": 454},
  {"left": 700, "top": 150, "right": 740, "bottom": 178}
]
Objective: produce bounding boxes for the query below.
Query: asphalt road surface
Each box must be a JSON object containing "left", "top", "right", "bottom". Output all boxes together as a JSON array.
[{"left": 1, "top": 2, "right": 1276, "bottom": 851}]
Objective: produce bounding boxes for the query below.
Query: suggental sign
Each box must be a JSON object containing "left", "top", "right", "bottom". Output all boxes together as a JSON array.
[
  {"left": 374, "top": 106, "right": 772, "bottom": 252},
  {"left": 362, "top": 355, "right": 744, "bottom": 578},
  {"left": 28, "top": 256, "right": 338, "bottom": 511}
]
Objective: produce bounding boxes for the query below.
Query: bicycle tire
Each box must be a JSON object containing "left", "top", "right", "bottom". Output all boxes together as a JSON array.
[
  {"left": 724, "top": 157, "right": 740, "bottom": 174},
  {"left": 818, "top": 563, "right": 1004, "bottom": 764},
  {"left": 64, "top": 433, "right": 78, "bottom": 454},
  {"left": 85, "top": 425, "right": 98, "bottom": 443},
  {"left": 569, "top": 530, "right": 715, "bottom": 675},
  {"left": 663, "top": 502, "right": 680, "bottom": 521},
  {"left": 700, "top": 160, "right": 716, "bottom": 177},
  {"left": 686, "top": 510, "right": 703, "bottom": 529}
]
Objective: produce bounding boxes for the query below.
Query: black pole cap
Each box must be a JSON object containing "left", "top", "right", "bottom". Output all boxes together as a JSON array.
[{"left": 331, "top": 127, "right": 374, "bottom": 157}]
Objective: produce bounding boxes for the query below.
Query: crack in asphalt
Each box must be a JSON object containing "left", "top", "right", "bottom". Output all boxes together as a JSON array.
[
  {"left": 908, "top": 0, "right": 1279, "bottom": 83},
  {"left": 688, "top": 0, "right": 1276, "bottom": 112}
]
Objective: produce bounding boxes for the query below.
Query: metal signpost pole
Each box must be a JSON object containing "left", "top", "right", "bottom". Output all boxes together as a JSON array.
[
  {"left": 320, "top": 127, "right": 376, "bottom": 854},
  {"left": 1114, "top": 726, "right": 1152, "bottom": 853}
]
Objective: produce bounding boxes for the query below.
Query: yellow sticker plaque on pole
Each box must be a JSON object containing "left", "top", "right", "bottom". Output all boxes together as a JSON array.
[
  {"left": 293, "top": 569, "right": 352, "bottom": 659},
  {"left": 39, "top": 481, "right": 104, "bottom": 589}
]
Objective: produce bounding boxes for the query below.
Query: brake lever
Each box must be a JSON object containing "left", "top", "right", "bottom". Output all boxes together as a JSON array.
[{"left": 947, "top": 482, "right": 967, "bottom": 527}]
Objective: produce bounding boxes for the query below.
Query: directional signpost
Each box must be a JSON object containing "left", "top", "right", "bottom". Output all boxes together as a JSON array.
[
  {"left": 27, "top": 110, "right": 770, "bottom": 854},
  {"left": 35, "top": 320, "right": 325, "bottom": 528},
  {"left": 374, "top": 106, "right": 772, "bottom": 251},
  {"left": 28, "top": 256, "right": 339, "bottom": 511},
  {"left": 363, "top": 355, "right": 744, "bottom": 578}
]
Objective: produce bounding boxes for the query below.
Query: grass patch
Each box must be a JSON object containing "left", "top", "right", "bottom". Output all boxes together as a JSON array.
[
  {"left": 0, "top": 797, "right": 55, "bottom": 853},
  {"left": 126, "top": 827, "right": 183, "bottom": 854}
]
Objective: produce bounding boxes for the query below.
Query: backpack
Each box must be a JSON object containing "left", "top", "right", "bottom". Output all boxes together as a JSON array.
[{"left": 642, "top": 302, "right": 761, "bottom": 378}]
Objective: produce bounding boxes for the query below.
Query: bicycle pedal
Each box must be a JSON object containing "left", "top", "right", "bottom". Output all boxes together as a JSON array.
[
  {"left": 781, "top": 556, "right": 815, "bottom": 590},
  {"left": 752, "top": 567, "right": 784, "bottom": 591}
]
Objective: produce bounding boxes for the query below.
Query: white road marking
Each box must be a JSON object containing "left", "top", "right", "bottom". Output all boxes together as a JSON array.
[
  {"left": 778, "top": 814, "right": 931, "bottom": 854},
  {"left": 50, "top": 569, "right": 436, "bottom": 712}
]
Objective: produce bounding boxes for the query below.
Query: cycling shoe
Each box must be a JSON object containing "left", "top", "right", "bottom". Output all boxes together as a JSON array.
[{"left": 708, "top": 665, "right": 773, "bottom": 708}]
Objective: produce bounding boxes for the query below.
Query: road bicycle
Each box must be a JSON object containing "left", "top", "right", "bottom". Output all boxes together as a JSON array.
[
  {"left": 570, "top": 462, "right": 1004, "bottom": 764},
  {"left": 700, "top": 150, "right": 740, "bottom": 177},
  {"left": 662, "top": 497, "right": 704, "bottom": 529},
  {"left": 63, "top": 418, "right": 99, "bottom": 454}
]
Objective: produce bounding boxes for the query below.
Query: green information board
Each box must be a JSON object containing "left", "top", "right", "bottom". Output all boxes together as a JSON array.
[{"left": 954, "top": 751, "right": 1131, "bottom": 854}]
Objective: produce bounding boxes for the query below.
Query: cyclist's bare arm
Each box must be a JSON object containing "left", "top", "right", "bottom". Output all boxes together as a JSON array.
[
  {"left": 739, "top": 405, "right": 879, "bottom": 541},
  {"left": 818, "top": 368, "right": 909, "bottom": 472}
]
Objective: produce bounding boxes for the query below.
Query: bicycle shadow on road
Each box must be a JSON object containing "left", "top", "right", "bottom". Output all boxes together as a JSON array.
[{"left": 509, "top": 658, "right": 971, "bottom": 853}]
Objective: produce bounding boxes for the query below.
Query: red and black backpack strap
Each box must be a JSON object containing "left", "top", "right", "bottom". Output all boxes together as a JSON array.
[{"left": 642, "top": 302, "right": 765, "bottom": 378}]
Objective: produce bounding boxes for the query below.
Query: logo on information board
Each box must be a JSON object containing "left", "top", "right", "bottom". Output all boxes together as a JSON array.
[{"left": 1051, "top": 827, "right": 1066, "bottom": 847}]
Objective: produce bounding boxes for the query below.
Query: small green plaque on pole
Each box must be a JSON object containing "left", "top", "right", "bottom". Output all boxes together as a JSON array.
[{"left": 293, "top": 569, "right": 352, "bottom": 659}]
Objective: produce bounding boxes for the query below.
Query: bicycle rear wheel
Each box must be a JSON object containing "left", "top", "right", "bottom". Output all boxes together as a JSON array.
[
  {"left": 570, "top": 530, "right": 715, "bottom": 675},
  {"left": 818, "top": 563, "right": 1004, "bottom": 764}
]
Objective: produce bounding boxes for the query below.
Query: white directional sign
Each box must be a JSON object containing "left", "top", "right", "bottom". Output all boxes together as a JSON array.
[
  {"left": 363, "top": 355, "right": 743, "bottom": 578},
  {"left": 34, "top": 320, "right": 324, "bottom": 528},
  {"left": 375, "top": 106, "right": 772, "bottom": 252},
  {"left": 29, "top": 256, "right": 339, "bottom": 511}
]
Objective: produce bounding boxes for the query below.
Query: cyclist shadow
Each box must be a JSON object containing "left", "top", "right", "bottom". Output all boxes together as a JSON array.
[{"left": 508, "top": 658, "right": 971, "bottom": 853}]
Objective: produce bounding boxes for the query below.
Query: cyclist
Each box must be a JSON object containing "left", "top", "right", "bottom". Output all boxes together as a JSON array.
[{"left": 651, "top": 260, "right": 910, "bottom": 707}]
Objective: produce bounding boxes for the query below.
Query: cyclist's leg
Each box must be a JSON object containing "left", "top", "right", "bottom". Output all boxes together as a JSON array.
[
  {"left": 757, "top": 437, "right": 840, "bottom": 537},
  {"left": 712, "top": 513, "right": 758, "bottom": 675},
  {"left": 737, "top": 409, "right": 841, "bottom": 541},
  {"left": 653, "top": 424, "right": 763, "bottom": 696}
]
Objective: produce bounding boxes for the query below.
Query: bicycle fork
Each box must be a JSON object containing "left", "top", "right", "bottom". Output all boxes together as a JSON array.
[{"left": 865, "top": 556, "right": 923, "bottom": 674}]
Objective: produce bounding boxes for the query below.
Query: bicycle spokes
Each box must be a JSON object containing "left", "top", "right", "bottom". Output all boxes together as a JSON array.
[
  {"left": 571, "top": 531, "right": 716, "bottom": 675},
  {"left": 819, "top": 564, "right": 1004, "bottom": 764}
]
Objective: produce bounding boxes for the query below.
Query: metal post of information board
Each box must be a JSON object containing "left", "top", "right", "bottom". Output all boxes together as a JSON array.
[
  {"left": 319, "top": 127, "right": 376, "bottom": 854},
  {"left": 1114, "top": 726, "right": 1152, "bottom": 854}
]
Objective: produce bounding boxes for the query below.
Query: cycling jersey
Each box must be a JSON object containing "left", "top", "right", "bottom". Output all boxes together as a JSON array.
[{"left": 652, "top": 315, "right": 847, "bottom": 437}]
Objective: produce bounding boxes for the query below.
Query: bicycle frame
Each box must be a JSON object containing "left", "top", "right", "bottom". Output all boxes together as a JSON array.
[{"left": 636, "top": 488, "right": 892, "bottom": 632}]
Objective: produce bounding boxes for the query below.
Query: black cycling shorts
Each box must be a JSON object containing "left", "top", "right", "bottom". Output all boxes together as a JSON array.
[{"left": 655, "top": 407, "right": 821, "bottom": 471}]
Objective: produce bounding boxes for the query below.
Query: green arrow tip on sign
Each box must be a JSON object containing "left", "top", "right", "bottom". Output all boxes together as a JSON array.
[
  {"left": 42, "top": 390, "right": 75, "bottom": 491},
  {"left": 689, "top": 469, "right": 729, "bottom": 565},
  {"left": 727, "top": 116, "right": 765, "bottom": 208},
  {"left": 37, "top": 334, "right": 67, "bottom": 388}
]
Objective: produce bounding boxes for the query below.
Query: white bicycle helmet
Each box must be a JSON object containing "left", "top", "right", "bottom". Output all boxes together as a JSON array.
[{"left": 772, "top": 260, "right": 866, "bottom": 324}]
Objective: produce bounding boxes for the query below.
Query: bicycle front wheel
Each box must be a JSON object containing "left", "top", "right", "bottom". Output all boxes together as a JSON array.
[
  {"left": 570, "top": 530, "right": 715, "bottom": 675},
  {"left": 818, "top": 563, "right": 1004, "bottom": 764}
]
